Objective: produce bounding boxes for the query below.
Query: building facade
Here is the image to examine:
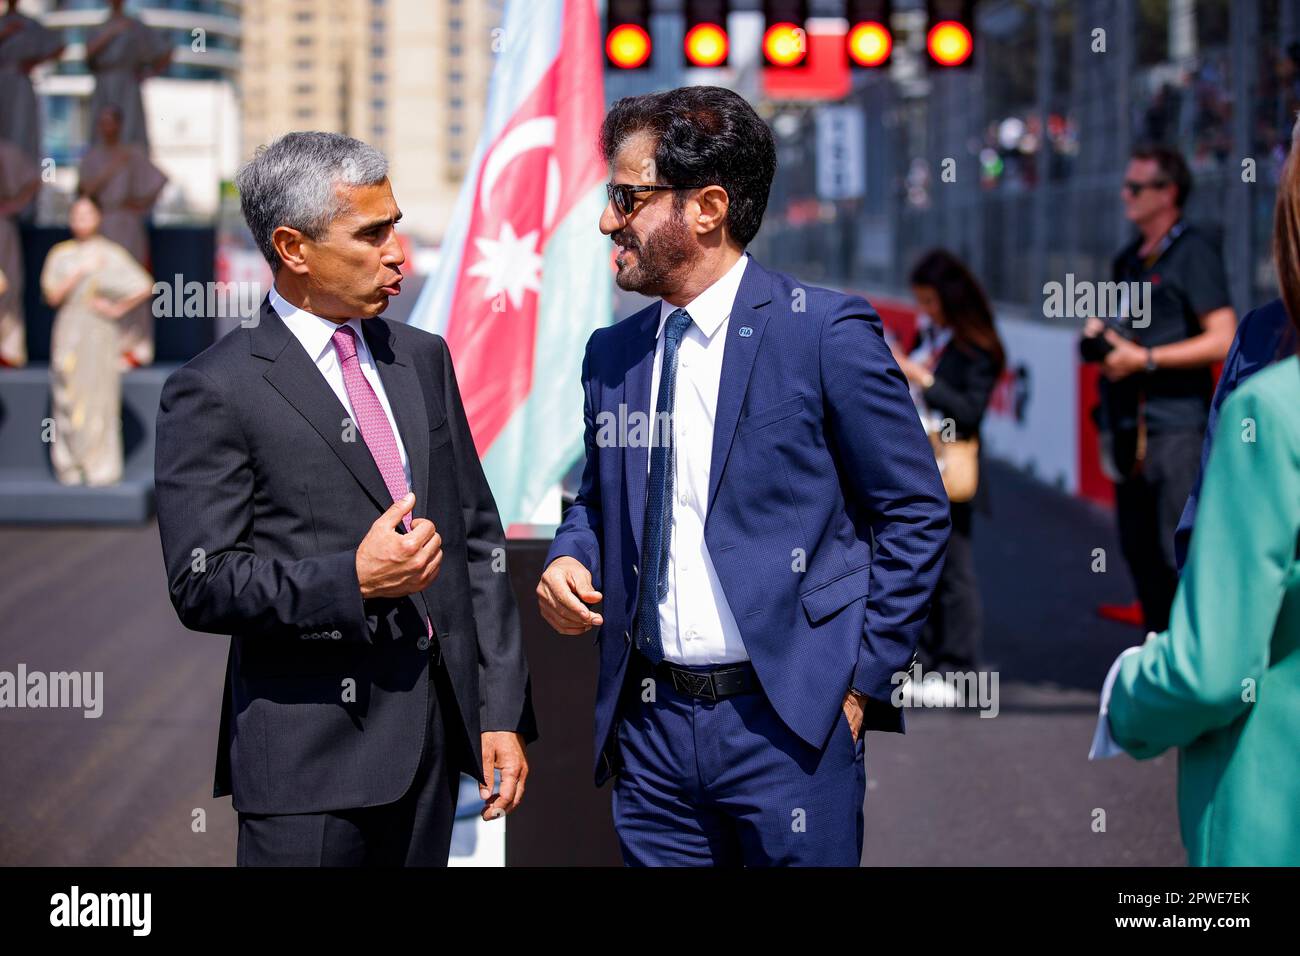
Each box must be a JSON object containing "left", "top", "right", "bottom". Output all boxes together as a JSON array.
[{"left": 239, "top": 0, "right": 504, "bottom": 243}]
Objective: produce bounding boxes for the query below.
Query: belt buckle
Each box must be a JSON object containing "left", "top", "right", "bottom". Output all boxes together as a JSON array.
[{"left": 671, "top": 668, "right": 716, "bottom": 701}]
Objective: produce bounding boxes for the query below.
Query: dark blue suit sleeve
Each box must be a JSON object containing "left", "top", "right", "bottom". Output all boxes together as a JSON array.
[
  {"left": 1174, "top": 300, "right": 1294, "bottom": 572},
  {"left": 1173, "top": 310, "right": 1251, "bottom": 573},
  {"left": 820, "top": 296, "right": 951, "bottom": 702},
  {"left": 546, "top": 332, "right": 604, "bottom": 589}
]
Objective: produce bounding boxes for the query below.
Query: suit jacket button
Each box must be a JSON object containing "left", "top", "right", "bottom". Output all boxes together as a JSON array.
[
  {"left": 417, "top": 635, "right": 431, "bottom": 651},
  {"left": 623, "top": 630, "right": 630, "bottom": 643},
  {"left": 331, "top": 630, "right": 342, "bottom": 640},
  {"left": 632, "top": 563, "right": 638, "bottom": 575}
]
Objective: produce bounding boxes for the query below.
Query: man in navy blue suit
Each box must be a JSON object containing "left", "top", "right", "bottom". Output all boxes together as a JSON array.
[{"left": 536, "top": 87, "right": 950, "bottom": 866}]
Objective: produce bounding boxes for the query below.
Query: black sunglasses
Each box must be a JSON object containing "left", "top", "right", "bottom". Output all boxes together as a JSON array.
[
  {"left": 606, "top": 182, "right": 708, "bottom": 216},
  {"left": 1123, "top": 177, "right": 1170, "bottom": 196}
]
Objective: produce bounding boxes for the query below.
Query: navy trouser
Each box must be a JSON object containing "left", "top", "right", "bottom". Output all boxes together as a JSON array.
[{"left": 612, "top": 653, "right": 866, "bottom": 866}]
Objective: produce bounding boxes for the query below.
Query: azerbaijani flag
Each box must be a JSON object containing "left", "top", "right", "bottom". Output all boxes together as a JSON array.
[{"left": 407, "top": 0, "right": 610, "bottom": 528}]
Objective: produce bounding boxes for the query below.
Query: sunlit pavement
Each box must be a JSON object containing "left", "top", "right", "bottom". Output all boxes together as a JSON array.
[{"left": 0, "top": 461, "right": 1182, "bottom": 865}]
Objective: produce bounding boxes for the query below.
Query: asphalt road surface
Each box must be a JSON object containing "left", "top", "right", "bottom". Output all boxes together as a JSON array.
[{"left": 0, "top": 460, "right": 1184, "bottom": 866}]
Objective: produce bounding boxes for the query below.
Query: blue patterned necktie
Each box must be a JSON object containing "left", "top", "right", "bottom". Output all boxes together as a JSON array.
[{"left": 634, "top": 307, "right": 693, "bottom": 664}]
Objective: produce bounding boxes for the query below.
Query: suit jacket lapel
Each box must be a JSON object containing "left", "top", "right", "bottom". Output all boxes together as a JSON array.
[
  {"left": 706, "top": 256, "right": 773, "bottom": 516},
  {"left": 622, "top": 303, "right": 659, "bottom": 562},
  {"left": 362, "top": 318, "right": 442, "bottom": 632},
  {"left": 254, "top": 297, "right": 425, "bottom": 518}
]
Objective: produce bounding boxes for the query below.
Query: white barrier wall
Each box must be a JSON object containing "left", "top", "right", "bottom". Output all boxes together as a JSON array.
[{"left": 978, "top": 315, "right": 1080, "bottom": 495}]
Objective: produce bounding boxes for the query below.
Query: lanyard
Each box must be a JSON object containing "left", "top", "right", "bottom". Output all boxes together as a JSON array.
[{"left": 1138, "top": 220, "right": 1187, "bottom": 270}]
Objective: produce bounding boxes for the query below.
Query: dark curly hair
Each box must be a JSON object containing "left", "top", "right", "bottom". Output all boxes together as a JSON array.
[{"left": 599, "top": 86, "right": 777, "bottom": 247}]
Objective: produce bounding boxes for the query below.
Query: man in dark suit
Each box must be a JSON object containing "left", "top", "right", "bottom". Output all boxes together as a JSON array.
[
  {"left": 1173, "top": 297, "right": 1293, "bottom": 572},
  {"left": 536, "top": 88, "right": 950, "bottom": 866},
  {"left": 155, "top": 131, "right": 535, "bottom": 866}
]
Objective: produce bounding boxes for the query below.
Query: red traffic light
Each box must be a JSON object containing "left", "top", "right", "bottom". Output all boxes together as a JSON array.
[
  {"left": 684, "top": 22, "right": 729, "bottom": 67},
  {"left": 927, "top": 19, "right": 972, "bottom": 66},
  {"left": 847, "top": 21, "right": 891, "bottom": 67},
  {"left": 763, "top": 21, "right": 806, "bottom": 67},
  {"left": 606, "top": 23, "right": 652, "bottom": 69}
]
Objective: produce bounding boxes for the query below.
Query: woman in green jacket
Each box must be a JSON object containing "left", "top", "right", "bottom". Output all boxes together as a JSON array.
[{"left": 1106, "top": 132, "right": 1300, "bottom": 867}]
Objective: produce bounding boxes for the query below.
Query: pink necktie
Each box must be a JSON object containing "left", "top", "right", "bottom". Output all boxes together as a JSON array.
[{"left": 331, "top": 324, "right": 433, "bottom": 639}]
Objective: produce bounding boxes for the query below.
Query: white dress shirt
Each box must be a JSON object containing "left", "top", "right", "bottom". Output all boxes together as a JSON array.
[
  {"left": 270, "top": 286, "right": 413, "bottom": 491},
  {"left": 647, "top": 254, "right": 749, "bottom": 664},
  {"left": 1089, "top": 642, "right": 1148, "bottom": 759}
]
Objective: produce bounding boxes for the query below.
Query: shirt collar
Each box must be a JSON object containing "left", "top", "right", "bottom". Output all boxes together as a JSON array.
[
  {"left": 656, "top": 253, "right": 749, "bottom": 341},
  {"left": 270, "top": 284, "right": 365, "bottom": 363}
]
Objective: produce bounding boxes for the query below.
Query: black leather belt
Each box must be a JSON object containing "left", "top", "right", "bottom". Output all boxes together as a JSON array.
[{"left": 644, "top": 656, "right": 759, "bottom": 701}]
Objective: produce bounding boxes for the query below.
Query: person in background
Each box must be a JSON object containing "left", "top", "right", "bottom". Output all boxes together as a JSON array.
[
  {"left": 0, "top": 0, "right": 65, "bottom": 169},
  {"left": 893, "top": 249, "right": 1005, "bottom": 699},
  {"left": 1080, "top": 144, "right": 1236, "bottom": 633},
  {"left": 1172, "top": 299, "right": 1293, "bottom": 573},
  {"left": 0, "top": 136, "right": 39, "bottom": 368},
  {"left": 1097, "top": 125, "right": 1300, "bottom": 866},
  {"left": 41, "top": 197, "right": 152, "bottom": 486},
  {"left": 79, "top": 105, "right": 167, "bottom": 369},
  {"left": 1171, "top": 117, "right": 1300, "bottom": 574},
  {"left": 85, "top": 0, "right": 171, "bottom": 150}
]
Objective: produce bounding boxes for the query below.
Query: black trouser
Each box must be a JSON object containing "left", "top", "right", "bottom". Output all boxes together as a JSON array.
[
  {"left": 236, "top": 657, "right": 467, "bottom": 867},
  {"left": 1114, "top": 427, "right": 1204, "bottom": 633},
  {"left": 918, "top": 501, "right": 981, "bottom": 672}
]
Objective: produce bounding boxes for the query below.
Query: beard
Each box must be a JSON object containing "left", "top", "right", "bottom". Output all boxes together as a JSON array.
[{"left": 611, "top": 208, "right": 698, "bottom": 297}]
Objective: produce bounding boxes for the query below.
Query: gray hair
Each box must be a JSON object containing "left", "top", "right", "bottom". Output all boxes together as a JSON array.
[{"left": 235, "top": 131, "right": 389, "bottom": 273}]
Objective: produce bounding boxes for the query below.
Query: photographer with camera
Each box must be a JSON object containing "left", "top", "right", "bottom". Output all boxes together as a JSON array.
[{"left": 1081, "top": 145, "right": 1235, "bottom": 633}]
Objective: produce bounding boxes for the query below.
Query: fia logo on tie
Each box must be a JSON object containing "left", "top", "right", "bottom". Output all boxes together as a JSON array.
[{"left": 738, "top": 326, "right": 753, "bottom": 338}]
